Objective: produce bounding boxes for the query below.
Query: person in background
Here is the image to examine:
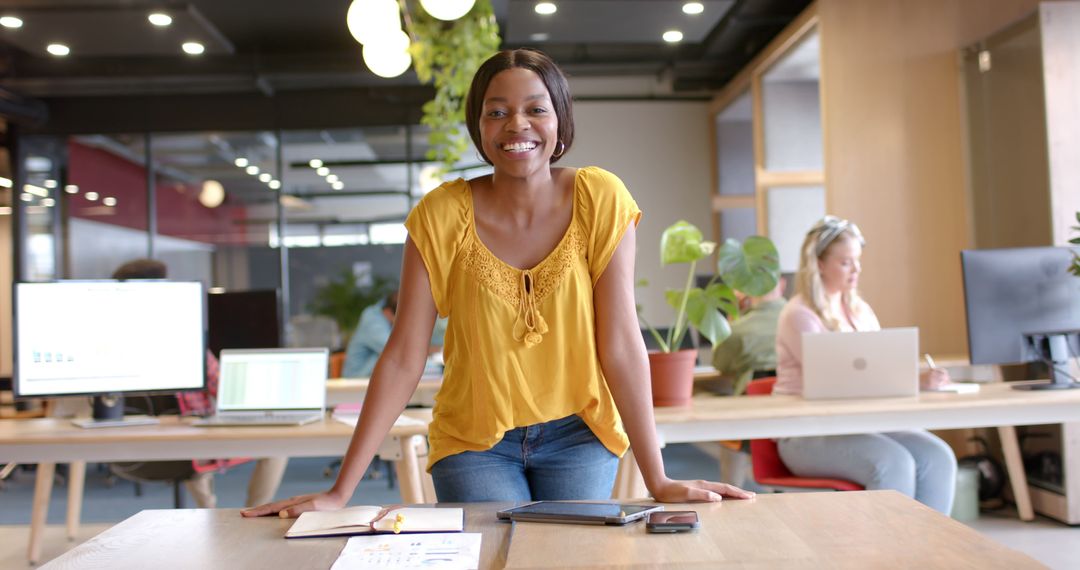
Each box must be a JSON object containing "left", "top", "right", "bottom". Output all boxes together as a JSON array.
[
  {"left": 112, "top": 259, "right": 288, "bottom": 508},
  {"left": 772, "top": 217, "right": 957, "bottom": 513},
  {"left": 244, "top": 48, "right": 752, "bottom": 518},
  {"left": 341, "top": 290, "right": 446, "bottom": 378},
  {"left": 712, "top": 276, "right": 787, "bottom": 395},
  {"left": 342, "top": 291, "right": 398, "bottom": 378}
]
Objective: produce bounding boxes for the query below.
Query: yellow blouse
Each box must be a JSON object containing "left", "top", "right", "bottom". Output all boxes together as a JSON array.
[{"left": 404, "top": 166, "right": 642, "bottom": 470}]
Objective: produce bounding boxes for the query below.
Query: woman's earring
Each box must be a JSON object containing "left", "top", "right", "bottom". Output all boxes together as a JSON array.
[{"left": 552, "top": 140, "right": 565, "bottom": 158}]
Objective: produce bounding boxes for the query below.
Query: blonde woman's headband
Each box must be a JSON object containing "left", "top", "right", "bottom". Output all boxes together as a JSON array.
[{"left": 811, "top": 215, "right": 865, "bottom": 258}]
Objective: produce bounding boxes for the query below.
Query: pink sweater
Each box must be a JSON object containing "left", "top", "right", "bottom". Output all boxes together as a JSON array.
[{"left": 773, "top": 294, "right": 881, "bottom": 395}]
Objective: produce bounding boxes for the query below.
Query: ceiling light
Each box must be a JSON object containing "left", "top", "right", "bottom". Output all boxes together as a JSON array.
[
  {"left": 245, "top": 165, "right": 259, "bottom": 175},
  {"left": 0, "top": 16, "right": 23, "bottom": 29},
  {"left": 326, "top": 174, "right": 339, "bottom": 183},
  {"left": 362, "top": 29, "right": 412, "bottom": 78},
  {"left": 419, "top": 0, "right": 475, "bottom": 21},
  {"left": 199, "top": 180, "right": 224, "bottom": 208},
  {"left": 23, "top": 184, "right": 48, "bottom": 197},
  {"left": 85, "top": 191, "right": 99, "bottom": 201},
  {"left": 663, "top": 30, "right": 684, "bottom": 43},
  {"left": 0, "top": 207, "right": 11, "bottom": 215},
  {"left": 64, "top": 184, "right": 78, "bottom": 194},
  {"left": 331, "top": 181, "right": 345, "bottom": 190},
  {"left": 43, "top": 179, "right": 57, "bottom": 189},
  {"left": 268, "top": 180, "right": 282, "bottom": 190},
  {"left": 316, "top": 166, "right": 330, "bottom": 176},
  {"left": 234, "top": 157, "right": 249, "bottom": 167},
  {"left": 0, "top": 176, "right": 12, "bottom": 187},
  {"left": 308, "top": 159, "right": 323, "bottom": 168},
  {"left": 530, "top": 33, "right": 550, "bottom": 42},
  {"left": 148, "top": 13, "right": 172, "bottom": 26},
  {"left": 102, "top": 196, "right": 117, "bottom": 207},
  {"left": 535, "top": 2, "right": 557, "bottom": 15},
  {"left": 346, "top": 0, "right": 401, "bottom": 45},
  {"left": 182, "top": 41, "right": 205, "bottom": 55},
  {"left": 46, "top": 44, "right": 70, "bottom": 57},
  {"left": 682, "top": 2, "right": 704, "bottom": 15},
  {"left": 42, "top": 198, "right": 55, "bottom": 207},
  {"left": 20, "top": 193, "right": 31, "bottom": 202},
  {"left": 258, "top": 173, "right": 272, "bottom": 182}
]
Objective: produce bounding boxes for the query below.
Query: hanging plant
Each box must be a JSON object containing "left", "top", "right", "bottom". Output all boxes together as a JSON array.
[{"left": 406, "top": 0, "right": 501, "bottom": 174}]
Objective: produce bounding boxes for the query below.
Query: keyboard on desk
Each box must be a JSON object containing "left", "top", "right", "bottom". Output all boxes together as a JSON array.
[{"left": 191, "top": 414, "right": 322, "bottom": 427}]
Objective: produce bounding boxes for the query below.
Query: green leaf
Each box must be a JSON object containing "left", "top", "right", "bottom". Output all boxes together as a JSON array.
[
  {"left": 716, "top": 236, "right": 780, "bottom": 297},
  {"left": 704, "top": 282, "right": 740, "bottom": 321},
  {"left": 660, "top": 221, "right": 712, "bottom": 265},
  {"left": 682, "top": 288, "right": 733, "bottom": 346}
]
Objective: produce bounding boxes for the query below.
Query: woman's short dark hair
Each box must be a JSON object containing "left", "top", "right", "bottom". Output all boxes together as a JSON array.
[
  {"left": 465, "top": 49, "right": 574, "bottom": 165},
  {"left": 112, "top": 258, "right": 167, "bottom": 280}
]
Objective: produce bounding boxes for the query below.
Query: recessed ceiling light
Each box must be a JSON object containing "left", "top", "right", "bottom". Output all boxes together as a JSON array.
[
  {"left": 148, "top": 13, "right": 172, "bottom": 26},
  {"left": 245, "top": 165, "right": 259, "bottom": 175},
  {"left": 42, "top": 198, "right": 55, "bottom": 207},
  {"left": 268, "top": 180, "right": 281, "bottom": 190},
  {"left": 682, "top": 2, "right": 704, "bottom": 15},
  {"left": 316, "top": 166, "right": 330, "bottom": 177},
  {"left": 46, "top": 44, "right": 70, "bottom": 57},
  {"left": 85, "top": 191, "right": 99, "bottom": 201},
  {"left": 258, "top": 173, "right": 272, "bottom": 183},
  {"left": 331, "top": 181, "right": 345, "bottom": 190},
  {"left": 64, "top": 184, "right": 79, "bottom": 194},
  {"left": 0, "top": 176, "right": 11, "bottom": 187},
  {"left": 182, "top": 41, "right": 205, "bottom": 55},
  {"left": 535, "top": 2, "right": 557, "bottom": 16},
  {"left": 530, "top": 33, "right": 550, "bottom": 42},
  {"left": 43, "top": 179, "right": 57, "bottom": 189},
  {"left": 326, "top": 174, "right": 339, "bottom": 183},
  {"left": 308, "top": 159, "right": 323, "bottom": 168},
  {"left": 234, "top": 157, "right": 248, "bottom": 167},
  {"left": 0, "top": 16, "right": 23, "bottom": 29},
  {"left": 20, "top": 193, "right": 32, "bottom": 202},
  {"left": 103, "top": 197, "right": 117, "bottom": 206},
  {"left": 662, "top": 30, "right": 684, "bottom": 43}
]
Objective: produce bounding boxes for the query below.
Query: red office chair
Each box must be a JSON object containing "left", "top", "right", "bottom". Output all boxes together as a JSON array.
[{"left": 745, "top": 377, "right": 864, "bottom": 492}]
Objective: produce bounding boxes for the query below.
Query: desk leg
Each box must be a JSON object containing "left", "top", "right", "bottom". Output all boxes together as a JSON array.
[
  {"left": 998, "top": 425, "right": 1034, "bottom": 521},
  {"left": 394, "top": 435, "right": 424, "bottom": 504},
  {"left": 66, "top": 461, "right": 86, "bottom": 540},
  {"left": 611, "top": 450, "right": 648, "bottom": 500},
  {"left": 29, "top": 462, "right": 55, "bottom": 564}
]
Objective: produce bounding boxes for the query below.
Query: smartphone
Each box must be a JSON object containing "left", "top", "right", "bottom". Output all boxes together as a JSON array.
[{"left": 645, "top": 510, "right": 700, "bottom": 533}]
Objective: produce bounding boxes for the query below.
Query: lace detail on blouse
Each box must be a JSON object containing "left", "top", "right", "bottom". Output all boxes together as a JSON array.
[{"left": 462, "top": 222, "right": 587, "bottom": 346}]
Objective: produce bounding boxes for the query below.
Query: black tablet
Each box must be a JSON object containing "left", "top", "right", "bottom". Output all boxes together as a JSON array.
[{"left": 496, "top": 501, "right": 663, "bottom": 525}]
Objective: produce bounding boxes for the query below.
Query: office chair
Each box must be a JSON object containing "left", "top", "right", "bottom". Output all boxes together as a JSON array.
[{"left": 745, "top": 377, "right": 863, "bottom": 492}]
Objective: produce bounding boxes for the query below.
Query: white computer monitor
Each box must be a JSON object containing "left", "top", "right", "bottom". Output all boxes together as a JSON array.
[{"left": 14, "top": 281, "right": 206, "bottom": 401}]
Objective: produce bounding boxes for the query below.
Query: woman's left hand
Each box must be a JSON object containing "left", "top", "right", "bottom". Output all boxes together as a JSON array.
[
  {"left": 649, "top": 477, "right": 755, "bottom": 503},
  {"left": 920, "top": 368, "right": 951, "bottom": 390}
]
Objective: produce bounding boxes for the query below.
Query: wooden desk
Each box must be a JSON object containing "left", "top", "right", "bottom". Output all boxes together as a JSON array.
[
  {"left": 616, "top": 383, "right": 1080, "bottom": 521},
  {"left": 0, "top": 412, "right": 433, "bottom": 564},
  {"left": 327, "top": 377, "right": 443, "bottom": 407},
  {"left": 39, "top": 491, "right": 1040, "bottom": 569}
]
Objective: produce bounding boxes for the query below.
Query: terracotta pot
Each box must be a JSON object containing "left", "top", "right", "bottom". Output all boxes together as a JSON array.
[{"left": 648, "top": 349, "right": 697, "bottom": 407}]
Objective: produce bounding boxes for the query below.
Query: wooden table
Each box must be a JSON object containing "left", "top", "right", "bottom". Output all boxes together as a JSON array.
[
  {"left": 0, "top": 411, "right": 433, "bottom": 564},
  {"left": 39, "top": 491, "right": 1041, "bottom": 569},
  {"left": 614, "top": 382, "right": 1080, "bottom": 521}
]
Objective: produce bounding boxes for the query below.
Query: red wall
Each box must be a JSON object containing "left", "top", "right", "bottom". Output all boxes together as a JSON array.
[{"left": 67, "top": 140, "right": 248, "bottom": 244}]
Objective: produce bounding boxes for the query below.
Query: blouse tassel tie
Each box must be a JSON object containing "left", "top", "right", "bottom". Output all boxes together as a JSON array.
[{"left": 512, "top": 270, "right": 548, "bottom": 348}]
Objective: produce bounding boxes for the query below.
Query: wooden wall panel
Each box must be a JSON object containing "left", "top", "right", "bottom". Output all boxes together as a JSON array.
[{"left": 818, "top": 0, "right": 1042, "bottom": 356}]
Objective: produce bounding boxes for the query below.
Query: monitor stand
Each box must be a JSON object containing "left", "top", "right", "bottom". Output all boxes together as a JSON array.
[
  {"left": 1013, "top": 334, "right": 1080, "bottom": 391},
  {"left": 71, "top": 394, "right": 160, "bottom": 429}
]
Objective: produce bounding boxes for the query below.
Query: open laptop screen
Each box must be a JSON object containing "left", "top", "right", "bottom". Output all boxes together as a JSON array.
[{"left": 217, "top": 348, "right": 328, "bottom": 412}]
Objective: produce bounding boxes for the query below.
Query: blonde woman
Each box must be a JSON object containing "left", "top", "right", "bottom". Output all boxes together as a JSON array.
[{"left": 773, "top": 216, "right": 957, "bottom": 513}]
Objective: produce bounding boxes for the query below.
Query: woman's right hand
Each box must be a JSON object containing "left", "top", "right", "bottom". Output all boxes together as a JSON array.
[{"left": 241, "top": 490, "right": 348, "bottom": 519}]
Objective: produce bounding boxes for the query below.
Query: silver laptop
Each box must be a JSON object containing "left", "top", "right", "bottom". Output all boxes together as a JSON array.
[
  {"left": 193, "top": 348, "right": 329, "bottom": 427},
  {"left": 802, "top": 328, "right": 919, "bottom": 400}
]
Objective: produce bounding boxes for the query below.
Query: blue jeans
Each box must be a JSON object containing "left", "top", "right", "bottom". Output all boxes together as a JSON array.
[
  {"left": 777, "top": 430, "right": 958, "bottom": 514},
  {"left": 430, "top": 414, "right": 619, "bottom": 502}
]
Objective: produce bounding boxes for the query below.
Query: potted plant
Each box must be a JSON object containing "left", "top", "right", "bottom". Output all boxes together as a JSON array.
[
  {"left": 1069, "top": 211, "right": 1080, "bottom": 277},
  {"left": 640, "top": 221, "right": 780, "bottom": 406},
  {"left": 308, "top": 269, "right": 397, "bottom": 344}
]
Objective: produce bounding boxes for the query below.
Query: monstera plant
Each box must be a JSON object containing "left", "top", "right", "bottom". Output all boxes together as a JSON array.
[{"left": 641, "top": 220, "right": 780, "bottom": 406}]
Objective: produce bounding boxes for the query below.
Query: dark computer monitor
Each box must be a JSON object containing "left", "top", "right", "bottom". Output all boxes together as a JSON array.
[
  {"left": 14, "top": 280, "right": 207, "bottom": 425},
  {"left": 961, "top": 246, "right": 1080, "bottom": 390},
  {"left": 206, "top": 289, "right": 281, "bottom": 357}
]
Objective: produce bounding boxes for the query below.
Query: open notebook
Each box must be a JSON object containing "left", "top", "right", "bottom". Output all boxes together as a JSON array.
[{"left": 285, "top": 506, "right": 464, "bottom": 539}]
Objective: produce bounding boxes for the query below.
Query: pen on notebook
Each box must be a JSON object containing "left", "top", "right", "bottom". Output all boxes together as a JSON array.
[{"left": 924, "top": 354, "right": 937, "bottom": 370}]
